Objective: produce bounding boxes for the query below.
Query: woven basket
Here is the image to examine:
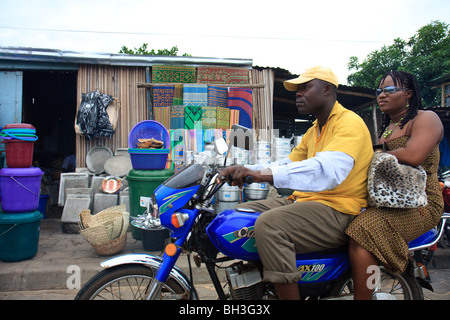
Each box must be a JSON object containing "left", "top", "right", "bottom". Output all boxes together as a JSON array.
[
  {"left": 80, "top": 224, "right": 112, "bottom": 245},
  {"left": 90, "top": 232, "right": 127, "bottom": 256},
  {"left": 78, "top": 205, "right": 130, "bottom": 256}
]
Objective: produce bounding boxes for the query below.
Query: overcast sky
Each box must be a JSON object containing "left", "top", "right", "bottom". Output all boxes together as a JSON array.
[{"left": 0, "top": 0, "right": 449, "bottom": 85}]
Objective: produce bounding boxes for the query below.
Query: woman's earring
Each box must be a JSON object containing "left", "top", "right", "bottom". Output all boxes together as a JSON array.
[{"left": 405, "top": 103, "right": 409, "bottom": 108}]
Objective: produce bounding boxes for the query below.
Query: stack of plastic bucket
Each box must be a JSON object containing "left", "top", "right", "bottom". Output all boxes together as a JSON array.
[
  {"left": 0, "top": 123, "right": 43, "bottom": 262},
  {"left": 126, "top": 120, "right": 173, "bottom": 248}
]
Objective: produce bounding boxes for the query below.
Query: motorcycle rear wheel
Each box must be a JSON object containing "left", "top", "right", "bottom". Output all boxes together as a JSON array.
[
  {"left": 329, "top": 266, "right": 423, "bottom": 300},
  {"left": 75, "top": 265, "right": 192, "bottom": 300}
]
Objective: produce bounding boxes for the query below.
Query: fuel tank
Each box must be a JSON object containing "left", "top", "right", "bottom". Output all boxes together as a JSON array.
[
  {"left": 206, "top": 207, "right": 350, "bottom": 283},
  {"left": 206, "top": 208, "right": 261, "bottom": 260}
]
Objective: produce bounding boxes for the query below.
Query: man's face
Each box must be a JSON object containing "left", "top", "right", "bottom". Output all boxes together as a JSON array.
[{"left": 295, "top": 79, "right": 326, "bottom": 115}]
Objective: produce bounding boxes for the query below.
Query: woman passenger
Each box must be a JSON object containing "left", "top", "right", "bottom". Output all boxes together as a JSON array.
[{"left": 345, "top": 70, "right": 444, "bottom": 300}]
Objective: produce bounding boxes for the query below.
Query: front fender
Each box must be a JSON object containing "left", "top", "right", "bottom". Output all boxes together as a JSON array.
[{"left": 101, "top": 253, "right": 198, "bottom": 299}]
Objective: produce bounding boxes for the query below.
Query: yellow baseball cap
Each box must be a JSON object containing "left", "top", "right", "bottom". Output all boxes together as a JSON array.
[{"left": 284, "top": 66, "right": 339, "bottom": 91}]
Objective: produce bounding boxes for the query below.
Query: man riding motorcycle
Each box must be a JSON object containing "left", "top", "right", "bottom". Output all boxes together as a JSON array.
[{"left": 218, "top": 66, "right": 374, "bottom": 300}]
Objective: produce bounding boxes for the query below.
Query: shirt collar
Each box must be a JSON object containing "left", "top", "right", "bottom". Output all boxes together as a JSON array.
[{"left": 312, "top": 101, "right": 341, "bottom": 126}]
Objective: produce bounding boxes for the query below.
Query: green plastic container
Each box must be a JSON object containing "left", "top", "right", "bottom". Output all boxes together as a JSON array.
[
  {"left": 126, "top": 169, "right": 174, "bottom": 239},
  {"left": 0, "top": 210, "right": 42, "bottom": 262}
]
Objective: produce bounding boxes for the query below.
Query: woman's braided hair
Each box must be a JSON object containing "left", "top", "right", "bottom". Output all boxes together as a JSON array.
[{"left": 378, "top": 70, "right": 423, "bottom": 139}]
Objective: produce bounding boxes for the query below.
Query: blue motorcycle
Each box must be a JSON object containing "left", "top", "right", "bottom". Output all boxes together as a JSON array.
[{"left": 75, "top": 136, "right": 449, "bottom": 300}]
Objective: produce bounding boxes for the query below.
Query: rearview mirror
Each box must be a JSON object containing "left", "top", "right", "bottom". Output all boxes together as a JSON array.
[{"left": 214, "top": 138, "right": 229, "bottom": 155}]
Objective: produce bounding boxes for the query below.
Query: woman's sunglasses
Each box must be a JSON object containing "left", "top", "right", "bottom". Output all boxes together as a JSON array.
[{"left": 376, "top": 86, "right": 409, "bottom": 97}]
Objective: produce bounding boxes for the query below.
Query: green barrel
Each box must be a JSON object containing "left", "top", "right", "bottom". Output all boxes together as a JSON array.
[
  {"left": 0, "top": 210, "right": 42, "bottom": 262},
  {"left": 126, "top": 169, "right": 174, "bottom": 239}
]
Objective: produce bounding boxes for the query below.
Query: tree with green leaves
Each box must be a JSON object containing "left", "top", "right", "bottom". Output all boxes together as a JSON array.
[
  {"left": 348, "top": 21, "right": 449, "bottom": 107},
  {"left": 119, "top": 43, "right": 191, "bottom": 56}
]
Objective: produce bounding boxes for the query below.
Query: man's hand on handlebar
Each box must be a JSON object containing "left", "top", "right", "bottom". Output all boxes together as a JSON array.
[{"left": 217, "top": 165, "right": 273, "bottom": 188}]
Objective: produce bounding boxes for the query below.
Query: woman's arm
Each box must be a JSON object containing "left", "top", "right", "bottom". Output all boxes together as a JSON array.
[{"left": 387, "top": 111, "right": 443, "bottom": 166}]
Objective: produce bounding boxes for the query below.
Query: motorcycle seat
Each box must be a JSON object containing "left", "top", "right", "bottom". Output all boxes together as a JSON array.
[{"left": 314, "top": 245, "right": 348, "bottom": 255}]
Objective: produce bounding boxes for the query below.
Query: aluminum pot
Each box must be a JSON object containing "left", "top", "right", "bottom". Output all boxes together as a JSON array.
[
  {"left": 244, "top": 182, "right": 269, "bottom": 200},
  {"left": 218, "top": 184, "right": 241, "bottom": 202}
]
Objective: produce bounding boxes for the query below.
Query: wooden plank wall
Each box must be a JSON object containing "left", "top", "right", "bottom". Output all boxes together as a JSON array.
[
  {"left": 75, "top": 65, "right": 275, "bottom": 168},
  {"left": 75, "top": 64, "right": 147, "bottom": 168}
]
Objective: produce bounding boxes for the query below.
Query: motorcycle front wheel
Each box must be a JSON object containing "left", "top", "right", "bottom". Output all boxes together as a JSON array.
[
  {"left": 329, "top": 266, "right": 424, "bottom": 300},
  {"left": 75, "top": 264, "right": 194, "bottom": 300}
]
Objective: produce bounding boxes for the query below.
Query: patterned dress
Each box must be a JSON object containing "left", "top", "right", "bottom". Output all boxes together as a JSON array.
[{"left": 345, "top": 135, "right": 444, "bottom": 274}]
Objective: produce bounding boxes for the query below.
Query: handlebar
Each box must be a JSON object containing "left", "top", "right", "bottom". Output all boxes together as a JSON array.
[
  {"left": 199, "top": 171, "right": 254, "bottom": 203},
  {"left": 244, "top": 175, "right": 254, "bottom": 184},
  {"left": 222, "top": 174, "right": 253, "bottom": 185}
]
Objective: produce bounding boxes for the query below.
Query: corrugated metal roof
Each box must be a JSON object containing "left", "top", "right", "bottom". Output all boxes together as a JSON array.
[{"left": 0, "top": 46, "right": 253, "bottom": 68}]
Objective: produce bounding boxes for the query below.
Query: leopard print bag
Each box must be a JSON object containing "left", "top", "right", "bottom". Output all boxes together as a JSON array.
[{"left": 367, "top": 152, "right": 427, "bottom": 208}]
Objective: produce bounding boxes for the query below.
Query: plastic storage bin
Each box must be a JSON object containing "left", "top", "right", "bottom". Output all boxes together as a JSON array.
[
  {"left": 0, "top": 210, "right": 42, "bottom": 262},
  {"left": 1, "top": 123, "right": 37, "bottom": 168},
  {"left": 128, "top": 148, "right": 170, "bottom": 170},
  {"left": 0, "top": 167, "right": 44, "bottom": 212}
]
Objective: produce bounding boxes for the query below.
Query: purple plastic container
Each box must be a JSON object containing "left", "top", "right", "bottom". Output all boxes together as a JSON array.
[
  {"left": 128, "top": 120, "right": 170, "bottom": 149},
  {"left": 0, "top": 167, "right": 44, "bottom": 212}
]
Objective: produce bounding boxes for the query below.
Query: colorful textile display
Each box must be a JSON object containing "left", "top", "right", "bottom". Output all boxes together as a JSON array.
[
  {"left": 184, "top": 105, "right": 203, "bottom": 130},
  {"left": 152, "top": 65, "right": 196, "bottom": 83},
  {"left": 183, "top": 129, "right": 203, "bottom": 153},
  {"left": 197, "top": 66, "right": 249, "bottom": 84},
  {"left": 183, "top": 84, "right": 208, "bottom": 107},
  {"left": 196, "top": 129, "right": 204, "bottom": 152},
  {"left": 203, "top": 129, "right": 214, "bottom": 143},
  {"left": 170, "top": 129, "right": 185, "bottom": 173},
  {"left": 201, "top": 107, "right": 217, "bottom": 130},
  {"left": 170, "top": 105, "right": 185, "bottom": 129},
  {"left": 152, "top": 85, "right": 175, "bottom": 107},
  {"left": 153, "top": 106, "right": 171, "bottom": 130},
  {"left": 207, "top": 86, "right": 228, "bottom": 108},
  {"left": 229, "top": 109, "right": 240, "bottom": 128},
  {"left": 216, "top": 107, "right": 230, "bottom": 130},
  {"left": 173, "top": 84, "right": 184, "bottom": 105},
  {"left": 227, "top": 88, "right": 252, "bottom": 128},
  {"left": 183, "top": 129, "right": 193, "bottom": 152}
]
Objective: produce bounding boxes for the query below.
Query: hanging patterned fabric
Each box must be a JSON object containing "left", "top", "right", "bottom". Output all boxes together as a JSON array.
[
  {"left": 227, "top": 88, "right": 252, "bottom": 128},
  {"left": 170, "top": 129, "right": 185, "bottom": 173},
  {"left": 183, "top": 129, "right": 193, "bottom": 152},
  {"left": 183, "top": 84, "right": 208, "bottom": 107},
  {"left": 229, "top": 109, "right": 240, "bottom": 128},
  {"left": 152, "top": 85, "right": 175, "bottom": 107},
  {"left": 207, "top": 86, "right": 228, "bottom": 108},
  {"left": 184, "top": 129, "right": 203, "bottom": 153},
  {"left": 216, "top": 107, "right": 230, "bottom": 130},
  {"left": 152, "top": 65, "right": 196, "bottom": 83},
  {"left": 197, "top": 66, "right": 249, "bottom": 84},
  {"left": 201, "top": 106, "right": 217, "bottom": 130},
  {"left": 170, "top": 105, "right": 185, "bottom": 129},
  {"left": 203, "top": 129, "right": 216, "bottom": 144},
  {"left": 173, "top": 84, "right": 184, "bottom": 105},
  {"left": 184, "top": 105, "right": 203, "bottom": 130},
  {"left": 196, "top": 129, "right": 204, "bottom": 152},
  {"left": 154, "top": 106, "right": 171, "bottom": 130}
]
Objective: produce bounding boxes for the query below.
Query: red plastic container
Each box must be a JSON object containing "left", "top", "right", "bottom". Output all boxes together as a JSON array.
[
  {"left": 5, "top": 140, "right": 34, "bottom": 168},
  {"left": 2, "top": 124, "right": 35, "bottom": 168}
]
